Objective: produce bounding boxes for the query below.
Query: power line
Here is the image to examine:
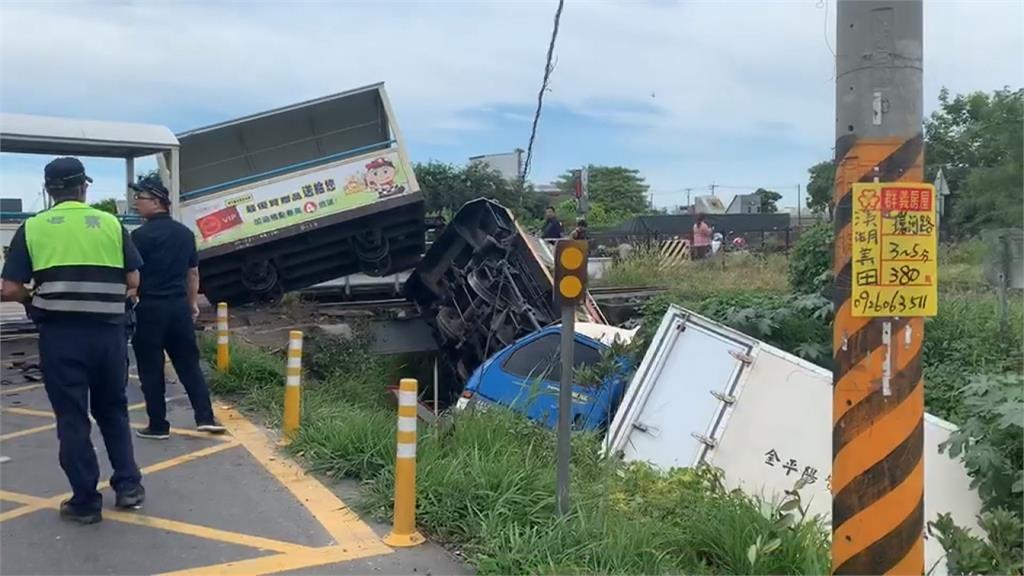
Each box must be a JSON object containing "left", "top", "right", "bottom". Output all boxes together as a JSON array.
[{"left": 518, "top": 0, "right": 565, "bottom": 191}]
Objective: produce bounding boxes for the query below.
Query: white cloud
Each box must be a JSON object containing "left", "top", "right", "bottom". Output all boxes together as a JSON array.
[{"left": 1, "top": 0, "right": 1021, "bottom": 207}]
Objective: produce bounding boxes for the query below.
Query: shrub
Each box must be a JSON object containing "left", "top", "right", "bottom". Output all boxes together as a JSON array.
[
  {"left": 939, "top": 374, "right": 1023, "bottom": 512},
  {"left": 929, "top": 509, "right": 1023, "bottom": 576},
  {"left": 788, "top": 223, "right": 833, "bottom": 295}
]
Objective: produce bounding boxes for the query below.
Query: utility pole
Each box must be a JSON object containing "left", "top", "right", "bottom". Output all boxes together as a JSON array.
[
  {"left": 831, "top": 2, "right": 925, "bottom": 575},
  {"left": 796, "top": 184, "right": 802, "bottom": 228}
]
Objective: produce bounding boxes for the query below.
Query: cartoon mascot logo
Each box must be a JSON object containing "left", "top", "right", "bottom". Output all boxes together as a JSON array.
[{"left": 364, "top": 157, "right": 406, "bottom": 199}]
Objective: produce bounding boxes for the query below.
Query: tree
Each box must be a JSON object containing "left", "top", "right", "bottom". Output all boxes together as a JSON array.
[
  {"left": 555, "top": 165, "right": 650, "bottom": 226},
  {"left": 90, "top": 198, "right": 118, "bottom": 215},
  {"left": 806, "top": 160, "right": 836, "bottom": 220},
  {"left": 755, "top": 188, "right": 782, "bottom": 213},
  {"left": 413, "top": 161, "right": 544, "bottom": 221},
  {"left": 925, "top": 87, "right": 1023, "bottom": 237}
]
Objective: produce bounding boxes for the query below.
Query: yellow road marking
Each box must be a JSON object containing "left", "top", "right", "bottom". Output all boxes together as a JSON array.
[
  {"left": 135, "top": 440, "right": 241, "bottom": 476},
  {"left": 103, "top": 508, "right": 308, "bottom": 554},
  {"left": 0, "top": 489, "right": 307, "bottom": 554},
  {"left": 0, "top": 442, "right": 242, "bottom": 522},
  {"left": 0, "top": 383, "right": 43, "bottom": 395},
  {"left": 1, "top": 406, "right": 52, "bottom": 418},
  {"left": 0, "top": 422, "right": 56, "bottom": 441},
  {"left": 0, "top": 407, "right": 229, "bottom": 441},
  {"left": 1, "top": 379, "right": 397, "bottom": 574},
  {"left": 158, "top": 543, "right": 389, "bottom": 576},
  {"left": 214, "top": 403, "right": 387, "bottom": 552}
]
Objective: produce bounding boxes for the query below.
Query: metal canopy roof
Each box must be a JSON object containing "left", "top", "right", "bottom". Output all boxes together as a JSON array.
[{"left": 0, "top": 113, "right": 179, "bottom": 158}]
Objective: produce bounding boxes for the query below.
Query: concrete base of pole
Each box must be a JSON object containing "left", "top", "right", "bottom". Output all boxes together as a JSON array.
[{"left": 383, "top": 531, "right": 426, "bottom": 548}]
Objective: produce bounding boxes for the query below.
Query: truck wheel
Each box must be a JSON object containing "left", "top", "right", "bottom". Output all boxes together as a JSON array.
[
  {"left": 240, "top": 260, "right": 281, "bottom": 301},
  {"left": 353, "top": 229, "right": 391, "bottom": 276}
]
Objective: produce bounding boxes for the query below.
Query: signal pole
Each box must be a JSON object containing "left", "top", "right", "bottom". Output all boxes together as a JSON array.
[
  {"left": 553, "top": 240, "right": 588, "bottom": 517},
  {"left": 831, "top": 1, "right": 925, "bottom": 575}
]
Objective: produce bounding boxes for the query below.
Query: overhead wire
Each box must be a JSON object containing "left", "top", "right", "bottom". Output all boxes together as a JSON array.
[{"left": 518, "top": 0, "right": 566, "bottom": 194}]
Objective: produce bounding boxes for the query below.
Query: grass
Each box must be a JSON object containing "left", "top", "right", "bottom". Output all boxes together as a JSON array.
[
  {"left": 202, "top": 330, "right": 830, "bottom": 575},
  {"left": 600, "top": 246, "right": 789, "bottom": 303},
  {"left": 198, "top": 238, "right": 1017, "bottom": 573}
]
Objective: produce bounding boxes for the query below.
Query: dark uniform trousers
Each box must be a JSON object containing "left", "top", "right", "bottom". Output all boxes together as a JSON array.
[
  {"left": 39, "top": 321, "right": 142, "bottom": 511},
  {"left": 132, "top": 297, "right": 214, "bottom": 431}
]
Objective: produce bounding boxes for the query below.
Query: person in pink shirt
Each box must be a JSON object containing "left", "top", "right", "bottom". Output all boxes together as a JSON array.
[{"left": 692, "top": 214, "right": 713, "bottom": 260}]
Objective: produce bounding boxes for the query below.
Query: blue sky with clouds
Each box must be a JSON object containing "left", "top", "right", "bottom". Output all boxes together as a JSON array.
[{"left": 2, "top": 0, "right": 1022, "bottom": 213}]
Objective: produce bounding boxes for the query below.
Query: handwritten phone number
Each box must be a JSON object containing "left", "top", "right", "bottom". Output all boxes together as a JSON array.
[{"left": 853, "top": 290, "right": 929, "bottom": 314}]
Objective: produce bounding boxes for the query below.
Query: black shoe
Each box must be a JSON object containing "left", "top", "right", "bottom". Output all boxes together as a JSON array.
[
  {"left": 59, "top": 500, "right": 102, "bottom": 524},
  {"left": 115, "top": 485, "right": 146, "bottom": 509},
  {"left": 196, "top": 420, "right": 226, "bottom": 434},
  {"left": 135, "top": 427, "right": 170, "bottom": 440}
]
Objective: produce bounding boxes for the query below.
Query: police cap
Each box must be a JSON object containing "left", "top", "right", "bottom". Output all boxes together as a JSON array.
[{"left": 44, "top": 157, "right": 93, "bottom": 190}]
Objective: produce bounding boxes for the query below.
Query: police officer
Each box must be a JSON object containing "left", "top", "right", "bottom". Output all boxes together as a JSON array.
[
  {"left": 129, "top": 176, "right": 225, "bottom": 439},
  {"left": 0, "top": 157, "right": 145, "bottom": 524}
]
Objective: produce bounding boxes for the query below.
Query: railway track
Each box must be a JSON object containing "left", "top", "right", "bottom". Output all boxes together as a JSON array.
[
  {"left": 306, "top": 285, "right": 665, "bottom": 315},
  {"left": 0, "top": 285, "right": 666, "bottom": 333}
]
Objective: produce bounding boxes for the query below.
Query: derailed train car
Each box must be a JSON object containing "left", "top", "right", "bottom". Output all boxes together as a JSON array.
[
  {"left": 404, "top": 198, "right": 606, "bottom": 406},
  {"left": 174, "top": 83, "right": 424, "bottom": 304}
]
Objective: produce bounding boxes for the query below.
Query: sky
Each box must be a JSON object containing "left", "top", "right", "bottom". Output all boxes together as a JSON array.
[{"left": 1, "top": 0, "right": 1021, "bottom": 213}]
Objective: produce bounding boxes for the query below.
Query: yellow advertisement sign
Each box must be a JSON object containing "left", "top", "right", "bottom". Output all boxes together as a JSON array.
[
  {"left": 181, "top": 151, "right": 413, "bottom": 252},
  {"left": 851, "top": 183, "right": 938, "bottom": 317}
]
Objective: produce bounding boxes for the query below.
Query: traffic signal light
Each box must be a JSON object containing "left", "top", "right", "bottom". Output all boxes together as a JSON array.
[{"left": 553, "top": 239, "right": 588, "bottom": 308}]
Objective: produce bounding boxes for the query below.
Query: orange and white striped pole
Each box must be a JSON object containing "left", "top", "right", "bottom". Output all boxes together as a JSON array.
[
  {"left": 216, "top": 302, "right": 230, "bottom": 373},
  {"left": 383, "top": 378, "right": 424, "bottom": 547},
  {"left": 282, "top": 330, "right": 303, "bottom": 441}
]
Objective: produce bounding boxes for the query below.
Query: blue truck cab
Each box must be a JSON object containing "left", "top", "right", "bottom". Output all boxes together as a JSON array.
[{"left": 457, "top": 324, "right": 636, "bottom": 431}]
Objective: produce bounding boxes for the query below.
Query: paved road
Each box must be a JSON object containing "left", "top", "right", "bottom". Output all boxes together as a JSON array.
[{"left": 0, "top": 335, "right": 469, "bottom": 575}]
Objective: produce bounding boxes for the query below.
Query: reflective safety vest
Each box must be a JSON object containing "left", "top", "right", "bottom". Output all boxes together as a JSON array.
[{"left": 24, "top": 201, "right": 127, "bottom": 323}]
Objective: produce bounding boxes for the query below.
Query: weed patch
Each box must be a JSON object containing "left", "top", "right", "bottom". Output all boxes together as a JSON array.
[{"left": 203, "top": 333, "right": 830, "bottom": 575}]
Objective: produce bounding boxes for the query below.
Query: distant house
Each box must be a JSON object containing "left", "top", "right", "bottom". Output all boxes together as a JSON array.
[{"left": 726, "top": 192, "right": 764, "bottom": 214}]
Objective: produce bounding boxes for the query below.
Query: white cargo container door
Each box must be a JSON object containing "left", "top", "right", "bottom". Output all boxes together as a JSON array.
[
  {"left": 707, "top": 344, "right": 982, "bottom": 576},
  {"left": 610, "top": 309, "right": 753, "bottom": 469}
]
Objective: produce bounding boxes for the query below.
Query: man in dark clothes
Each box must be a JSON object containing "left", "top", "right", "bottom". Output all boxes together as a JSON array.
[
  {"left": 541, "top": 206, "right": 563, "bottom": 239},
  {"left": 128, "top": 176, "right": 225, "bottom": 439}
]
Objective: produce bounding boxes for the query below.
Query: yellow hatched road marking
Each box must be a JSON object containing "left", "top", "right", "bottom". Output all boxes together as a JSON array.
[
  {"left": 0, "top": 407, "right": 229, "bottom": 441},
  {"left": 1, "top": 376, "right": 395, "bottom": 574},
  {"left": 0, "top": 489, "right": 307, "bottom": 554},
  {"left": 0, "top": 422, "right": 56, "bottom": 441},
  {"left": 158, "top": 543, "right": 387, "bottom": 576},
  {"left": 213, "top": 403, "right": 389, "bottom": 552},
  {"left": 0, "top": 383, "right": 43, "bottom": 395}
]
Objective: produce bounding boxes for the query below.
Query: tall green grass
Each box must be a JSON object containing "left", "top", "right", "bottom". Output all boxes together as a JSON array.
[
  {"left": 203, "top": 332, "right": 830, "bottom": 575},
  {"left": 600, "top": 247, "right": 789, "bottom": 301}
]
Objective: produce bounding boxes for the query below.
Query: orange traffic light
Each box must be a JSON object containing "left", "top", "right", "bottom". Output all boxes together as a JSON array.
[{"left": 554, "top": 239, "right": 588, "bottom": 308}]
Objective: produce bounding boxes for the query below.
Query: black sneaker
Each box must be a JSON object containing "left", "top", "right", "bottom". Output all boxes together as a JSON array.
[
  {"left": 196, "top": 420, "right": 227, "bottom": 434},
  {"left": 59, "top": 500, "right": 101, "bottom": 524},
  {"left": 135, "top": 427, "right": 170, "bottom": 440},
  {"left": 115, "top": 485, "right": 146, "bottom": 510}
]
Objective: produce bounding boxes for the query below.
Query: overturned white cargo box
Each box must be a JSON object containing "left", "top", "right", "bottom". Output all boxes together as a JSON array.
[{"left": 605, "top": 305, "right": 981, "bottom": 575}]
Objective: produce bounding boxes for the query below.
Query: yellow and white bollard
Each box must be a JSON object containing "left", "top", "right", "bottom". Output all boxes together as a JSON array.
[
  {"left": 383, "top": 378, "right": 425, "bottom": 547},
  {"left": 216, "top": 302, "right": 230, "bottom": 373},
  {"left": 282, "top": 330, "right": 303, "bottom": 441}
]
